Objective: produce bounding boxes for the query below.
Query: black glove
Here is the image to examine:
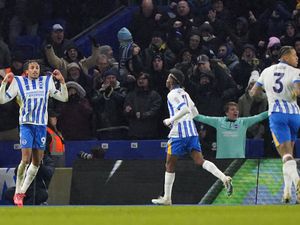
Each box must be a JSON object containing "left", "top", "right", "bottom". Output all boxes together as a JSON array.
[
  {"left": 88, "top": 35, "right": 99, "bottom": 47},
  {"left": 104, "top": 85, "right": 113, "bottom": 96}
]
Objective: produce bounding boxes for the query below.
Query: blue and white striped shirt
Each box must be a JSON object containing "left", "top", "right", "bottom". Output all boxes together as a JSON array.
[
  {"left": 167, "top": 88, "right": 198, "bottom": 138},
  {"left": 257, "top": 62, "right": 300, "bottom": 115},
  {"left": 0, "top": 75, "right": 68, "bottom": 125}
]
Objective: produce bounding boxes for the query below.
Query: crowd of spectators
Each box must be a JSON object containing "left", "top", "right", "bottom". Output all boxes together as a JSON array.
[{"left": 1, "top": 0, "right": 300, "bottom": 156}]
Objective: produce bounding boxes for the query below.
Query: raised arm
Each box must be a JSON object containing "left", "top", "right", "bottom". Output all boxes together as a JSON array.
[
  {"left": 0, "top": 73, "right": 18, "bottom": 104},
  {"left": 49, "top": 69, "right": 68, "bottom": 102}
]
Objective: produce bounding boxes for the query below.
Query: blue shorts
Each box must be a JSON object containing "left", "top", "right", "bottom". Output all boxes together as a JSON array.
[
  {"left": 166, "top": 136, "right": 201, "bottom": 156},
  {"left": 269, "top": 113, "right": 300, "bottom": 146},
  {"left": 19, "top": 124, "right": 47, "bottom": 150}
]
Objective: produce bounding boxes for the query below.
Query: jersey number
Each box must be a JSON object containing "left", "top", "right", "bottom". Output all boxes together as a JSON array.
[
  {"left": 182, "top": 95, "right": 189, "bottom": 106},
  {"left": 272, "top": 72, "right": 284, "bottom": 93}
]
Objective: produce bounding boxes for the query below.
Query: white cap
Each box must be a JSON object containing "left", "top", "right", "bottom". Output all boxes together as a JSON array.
[
  {"left": 52, "top": 24, "right": 64, "bottom": 31},
  {"left": 248, "top": 70, "right": 260, "bottom": 86}
]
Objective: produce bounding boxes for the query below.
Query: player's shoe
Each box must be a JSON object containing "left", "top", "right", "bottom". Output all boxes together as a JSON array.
[
  {"left": 296, "top": 180, "right": 300, "bottom": 204},
  {"left": 151, "top": 196, "right": 172, "bottom": 205},
  {"left": 13, "top": 193, "right": 26, "bottom": 207},
  {"left": 223, "top": 176, "right": 233, "bottom": 197},
  {"left": 282, "top": 192, "right": 291, "bottom": 204}
]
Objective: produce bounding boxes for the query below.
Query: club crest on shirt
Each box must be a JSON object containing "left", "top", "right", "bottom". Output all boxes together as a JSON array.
[{"left": 21, "top": 139, "right": 27, "bottom": 145}]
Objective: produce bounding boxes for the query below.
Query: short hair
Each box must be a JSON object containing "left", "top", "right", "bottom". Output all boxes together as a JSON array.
[
  {"left": 23, "top": 60, "right": 40, "bottom": 71},
  {"left": 278, "top": 46, "right": 294, "bottom": 58},
  {"left": 224, "top": 102, "right": 238, "bottom": 112}
]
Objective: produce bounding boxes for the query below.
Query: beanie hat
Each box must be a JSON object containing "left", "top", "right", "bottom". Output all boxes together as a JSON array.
[
  {"left": 169, "top": 68, "right": 185, "bottom": 86},
  {"left": 117, "top": 27, "right": 132, "bottom": 42},
  {"left": 103, "top": 68, "right": 119, "bottom": 78},
  {"left": 67, "top": 62, "right": 80, "bottom": 71},
  {"left": 267, "top": 37, "right": 281, "bottom": 49}
]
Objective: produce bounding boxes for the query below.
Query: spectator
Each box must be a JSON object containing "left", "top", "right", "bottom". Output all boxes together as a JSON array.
[
  {"left": 58, "top": 81, "right": 93, "bottom": 140},
  {"left": 238, "top": 71, "right": 268, "bottom": 139},
  {"left": 4, "top": 149, "right": 55, "bottom": 205},
  {"left": 118, "top": 27, "right": 136, "bottom": 78},
  {"left": 0, "top": 38, "right": 10, "bottom": 68},
  {"left": 130, "top": 0, "right": 169, "bottom": 50},
  {"left": 217, "top": 43, "right": 240, "bottom": 72},
  {"left": 189, "top": 54, "right": 238, "bottom": 103},
  {"left": 142, "top": 30, "right": 176, "bottom": 70},
  {"left": 47, "top": 115, "right": 65, "bottom": 167},
  {"left": 44, "top": 39, "right": 100, "bottom": 79},
  {"left": 91, "top": 54, "right": 112, "bottom": 91},
  {"left": 174, "top": 48, "right": 194, "bottom": 75},
  {"left": 280, "top": 21, "right": 297, "bottom": 46},
  {"left": 66, "top": 62, "right": 92, "bottom": 97},
  {"left": 199, "top": 21, "right": 221, "bottom": 54},
  {"left": 231, "top": 43, "right": 260, "bottom": 97},
  {"left": 167, "top": 0, "right": 198, "bottom": 39},
  {"left": 42, "top": 24, "right": 73, "bottom": 59},
  {"left": 0, "top": 51, "right": 26, "bottom": 77},
  {"left": 99, "top": 45, "right": 117, "bottom": 65},
  {"left": 91, "top": 68, "right": 128, "bottom": 140},
  {"left": 186, "top": 31, "right": 202, "bottom": 63},
  {"left": 261, "top": 36, "right": 281, "bottom": 68},
  {"left": 124, "top": 72, "right": 162, "bottom": 139}
]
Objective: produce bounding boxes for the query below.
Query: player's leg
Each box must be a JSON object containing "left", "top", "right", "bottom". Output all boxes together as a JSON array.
[
  {"left": 20, "top": 149, "right": 44, "bottom": 194},
  {"left": 14, "top": 125, "right": 33, "bottom": 207},
  {"left": 152, "top": 138, "right": 179, "bottom": 205},
  {"left": 20, "top": 125, "right": 46, "bottom": 195},
  {"left": 191, "top": 150, "right": 233, "bottom": 196},
  {"left": 270, "top": 113, "right": 300, "bottom": 203}
]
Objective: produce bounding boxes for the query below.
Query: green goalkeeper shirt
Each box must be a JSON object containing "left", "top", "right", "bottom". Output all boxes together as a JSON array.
[{"left": 194, "top": 111, "right": 268, "bottom": 158}]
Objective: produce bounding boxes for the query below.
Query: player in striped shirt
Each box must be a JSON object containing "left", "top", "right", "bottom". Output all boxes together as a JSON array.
[
  {"left": 250, "top": 46, "right": 300, "bottom": 204},
  {"left": 152, "top": 68, "right": 232, "bottom": 205},
  {"left": 0, "top": 60, "right": 68, "bottom": 207}
]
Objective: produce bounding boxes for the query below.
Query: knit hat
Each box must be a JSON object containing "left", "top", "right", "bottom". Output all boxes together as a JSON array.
[
  {"left": 117, "top": 27, "right": 132, "bottom": 42},
  {"left": 267, "top": 37, "right": 281, "bottom": 49},
  {"left": 67, "top": 62, "right": 81, "bottom": 71},
  {"left": 243, "top": 43, "right": 256, "bottom": 52},
  {"left": 66, "top": 81, "right": 86, "bottom": 98},
  {"left": 52, "top": 24, "right": 64, "bottom": 32},
  {"left": 169, "top": 68, "right": 184, "bottom": 86},
  {"left": 103, "top": 68, "right": 119, "bottom": 78},
  {"left": 197, "top": 54, "right": 209, "bottom": 64},
  {"left": 199, "top": 22, "right": 213, "bottom": 33},
  {"left": 248, "top": 70, "right": 260, "bottom": 86}
]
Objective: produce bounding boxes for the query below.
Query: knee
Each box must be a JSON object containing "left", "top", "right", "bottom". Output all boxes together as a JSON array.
[
  {"left": 165, "top": 161, "right": 175, "bottom": 173},
  {"left": 194, "top": 158, "right": 205, "bottom": 167},
  {"left": 282, "top": 154, "right": 294, "bottom": 163}
]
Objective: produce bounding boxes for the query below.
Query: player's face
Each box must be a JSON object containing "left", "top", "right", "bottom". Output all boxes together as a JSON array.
[
  {"left": 226, "top": 106, "right": 239, "bottom": 120},
  {"left": 286, "top": 49, "right": 298, "bottom": 67},
  {"left": 166, "top": 74, "right": 173, "bottom": 90},
  {"left": 27, "top": 62, "right": 40, "bottom": 79}
]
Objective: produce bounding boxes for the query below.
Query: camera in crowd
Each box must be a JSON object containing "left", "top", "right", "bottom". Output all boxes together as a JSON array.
[{"left": 77, "top": 146, "right": 106, "bottom": 160}]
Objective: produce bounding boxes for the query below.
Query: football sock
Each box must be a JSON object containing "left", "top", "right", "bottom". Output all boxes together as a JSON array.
[
  {"left": 203, "top": 160, "right": 226, "bottom": 182},
  {"left": 284, "top": 160, "right": 300, "bottom": 188},
  {"left": 15, "top": 161, "right": 28, "bottom": 194},
  {"left": 164, "top": 172, "right": 175, "bottom": 200},
  {"left": 282, "top": 160, "right": 293, "bottom": 195},
  {"left": 20, "top": 163, "right": 39, "bottom": 194}
]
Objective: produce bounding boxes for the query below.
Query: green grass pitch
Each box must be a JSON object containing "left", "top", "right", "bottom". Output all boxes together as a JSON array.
[{"left": 1, "top": 205, "right": 299, "bottom": 225}]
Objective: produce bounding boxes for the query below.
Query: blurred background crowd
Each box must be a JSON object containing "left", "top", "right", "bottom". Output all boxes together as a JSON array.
[{"left": 1, "top": 0, "right": 300, "bottom": 157}]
